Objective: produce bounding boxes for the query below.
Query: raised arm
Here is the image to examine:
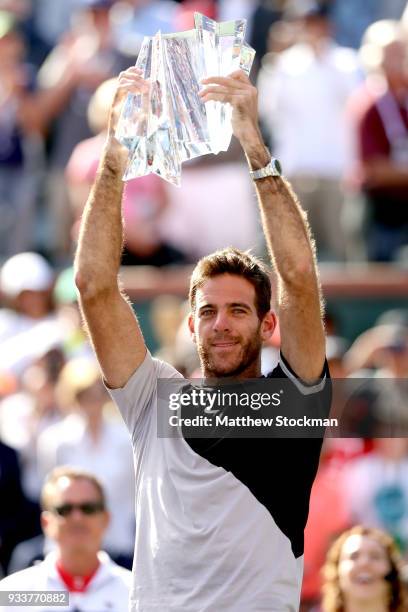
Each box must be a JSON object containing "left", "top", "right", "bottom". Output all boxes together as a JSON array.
[
  {"left": 200, "top": 71, "right": 325, "bottom": 382},
  {"left": 74, "top": 68, "right": 147, "bottom": 388}
]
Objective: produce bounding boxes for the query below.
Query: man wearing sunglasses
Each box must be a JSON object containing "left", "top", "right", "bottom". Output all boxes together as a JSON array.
[{"left": 0, "top": 466, "right": 131, "bottom": 611}]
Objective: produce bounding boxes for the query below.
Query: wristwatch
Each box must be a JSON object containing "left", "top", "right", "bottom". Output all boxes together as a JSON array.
[{"left": 249, "top": 158, "right": 282, "bottom": 180}]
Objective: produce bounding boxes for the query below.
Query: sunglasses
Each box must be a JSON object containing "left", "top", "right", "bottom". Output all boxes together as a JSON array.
[{"left": 51, "top": 501, "right": 105, "bottom": 517}]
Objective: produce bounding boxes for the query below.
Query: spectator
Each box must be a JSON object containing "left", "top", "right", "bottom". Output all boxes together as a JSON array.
[
  {"left": 37, "top": 358, "right": 135, "bottom": 567},
  {"left": 175, "top": 0, "right": 216, "bottom": 31},
  {"left": 0, "top": 253, "right": 66, "bottom": 377},
  {"left": 0, "top": 441, "right": 41, "bottom": 577},
  {"left": 342, "top": 439, "right": 408, "bottom": 554},
  {"left": 111, "top": 0, "right": 179, "bottom": 58},
  {"left": 172, "top": 307, "right": 202, "bottom": 377},
  {"left": 353, "top": 20, "right": 408, "bottom": 262},
  {"left": 217, "top": 0, "right": 281, "bottom": 76},
  {"left": 0, "top": 11, "right": 42, "bottom": 256},
  {"left": 265, "top": 17, "right": 301, "bottom": 60},
  {"left": 38, "top": 0, "right": 129, "bottom": 260},
  {"left": 339, "top": 321, "right": 407, "bottom": 435},
  {"left": 257, "top": 5, "right": 361, "bottom": 261},
  {"left": 0, "top": 348, "right": 66, "bottom": 500},
  {"left": 326, "top": 335, "right": 348, "bottom": 378},
  {"left": 0, "top": 466, "right": 132, "bottom": 611},
  {"left": 376, "top": 308, "right": 408, "bottom": 328},
  {"left": 320, "top": 525, "right": 407, "bottom": 611},
  {"left": 0, "top": 6, "right": 114, "bottom": 259},
  {"left": 150, "top": 294, "right": 186, "bottom": 365},
  {"left": 0, "top": 252, "right": 54, "bottom": 340},
  {"left": 29, "top": 0, "right": 77, "bottom": 50},
  {"left": 344, "top": 322, "right": 408, "bottom": 377},
  {"left": 5, "top": 1, "right": 71, "bottom": 70},
  {"left": 331, "top": 0, "right": 407, "bottom": 49}
]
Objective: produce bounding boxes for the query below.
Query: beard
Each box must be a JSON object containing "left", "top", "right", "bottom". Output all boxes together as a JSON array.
[{"left": 197, "top": 325, "right": 263, "bottom": 378}]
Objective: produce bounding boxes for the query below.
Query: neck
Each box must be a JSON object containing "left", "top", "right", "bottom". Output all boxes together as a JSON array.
[
  {"left": 309, "top": 36, "right": 330, "bottom": 57},
  {"left": 57, "top": 550, "right": 99, "bottom": 577},
  {"left": 86, "top": 413, "right": 102, "bottom": 441},
  {"left": 387, "top": 80, "right": 406, "bottom": 103}
]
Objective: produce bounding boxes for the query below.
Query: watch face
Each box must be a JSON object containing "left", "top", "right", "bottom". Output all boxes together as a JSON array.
[{"left": 273, "top": 159, "right": 282, "bottom": 175}]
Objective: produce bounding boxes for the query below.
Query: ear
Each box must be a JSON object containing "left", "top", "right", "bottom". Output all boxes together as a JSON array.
[
  {"left": 260, "top": 311, "right": 276, "bottom": 342},
  {"left": 188, "top": 313, "right": 196, "bottom": 344},
  {"left": 41, "top": 511, "right": 52, "bottom": 538},
  {"left": 102, "top": 510, "right": 110, "bottom": 531}
]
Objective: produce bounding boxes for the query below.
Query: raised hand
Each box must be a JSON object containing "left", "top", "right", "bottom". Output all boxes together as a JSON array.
[
  {"left": 107, "top": 67, "right": 150, "bottom": 141},
  {"left": 199, "top": 70, "right": 261, "bottom": 147}
]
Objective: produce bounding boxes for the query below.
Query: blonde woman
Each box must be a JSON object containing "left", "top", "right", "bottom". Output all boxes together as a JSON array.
[{"left": 321, "top": 525, "right": 407, "bottom": 612}]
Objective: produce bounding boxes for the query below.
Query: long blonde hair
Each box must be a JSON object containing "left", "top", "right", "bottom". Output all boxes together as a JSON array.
[{"left": 321, "top": 525, "right": 407, "bottom": 612}]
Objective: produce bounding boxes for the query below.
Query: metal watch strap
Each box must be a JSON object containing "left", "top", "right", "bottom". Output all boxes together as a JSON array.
[{"left": 249, "top": 158, "right": 282, "bottom": 180}]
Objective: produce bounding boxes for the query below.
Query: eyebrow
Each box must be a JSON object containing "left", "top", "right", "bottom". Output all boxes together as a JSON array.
[{"left": 198, "top": 302, "right": 252, "bottom": 312}]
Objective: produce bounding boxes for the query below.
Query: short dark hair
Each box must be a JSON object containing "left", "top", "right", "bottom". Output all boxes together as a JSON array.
[
  {"left": 189, "top": 247, "right": 272, "bottom": 320},
  {"left": 41, "top": 466, "right": 106, "bottom": 511}
]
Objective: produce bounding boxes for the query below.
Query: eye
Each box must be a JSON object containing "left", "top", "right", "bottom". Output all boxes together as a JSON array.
[
  {"left": 200, "top": 308, "right": 215, "bottom": 317},
  {"left": 232, "top": 307, "right": 246, "bottom": 315},
  {"left": 369, "top": 552, "right": 385, "bottom": 562}
]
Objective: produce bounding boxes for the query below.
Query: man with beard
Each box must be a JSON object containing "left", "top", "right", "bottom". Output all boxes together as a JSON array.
[{"left": 74, "top": 67, "right": 330, "bottom": 610}]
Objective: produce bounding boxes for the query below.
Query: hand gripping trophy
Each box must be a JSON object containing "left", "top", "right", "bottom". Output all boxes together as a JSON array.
[{"left": 115, "top": 13, "right": 256, "bottom": 186}]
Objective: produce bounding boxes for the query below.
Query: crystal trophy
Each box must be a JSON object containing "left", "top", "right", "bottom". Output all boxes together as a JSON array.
[{"left": 115, "top": 12, "right": 256, "bottom": 186}]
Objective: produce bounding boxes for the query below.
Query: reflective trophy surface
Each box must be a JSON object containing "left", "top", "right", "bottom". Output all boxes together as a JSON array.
[{"left": 115, "top": 13, "right": 256, "bottom": 186}]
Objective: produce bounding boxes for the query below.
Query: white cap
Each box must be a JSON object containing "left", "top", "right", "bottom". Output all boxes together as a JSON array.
[{"left": 0, "top": 252, "right": 54, "bottom": 297}]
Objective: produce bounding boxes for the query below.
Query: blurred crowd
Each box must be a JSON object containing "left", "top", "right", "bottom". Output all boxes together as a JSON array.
[
  {"left": 1, "top": 0, "right": 408, "bottom": 609},
  {"left": 0, "top": 0, "right": 407, "bottom": 265}
]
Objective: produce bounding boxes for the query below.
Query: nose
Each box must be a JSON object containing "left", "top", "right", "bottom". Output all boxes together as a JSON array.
[
  {"left": 213, "top": 310, "right": 231, "bottom": 332},
  {"left": 69, "top": 508, "right": 86, "bottom": 520},
  {"left": 353, "top": 553, "right": 372, "bottom": 570}
]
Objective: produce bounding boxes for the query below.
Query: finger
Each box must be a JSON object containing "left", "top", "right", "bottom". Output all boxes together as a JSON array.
[
  {"left": 119, "top": 67, "right": 143, "bottom": 75},
  {"left": 198, "top": 85, "right": 233, "bottom": 97},
  {"left": 117, "top": 76, "right": 150, "bottom": 92},
  {"left": 200, "top": 92, "right": 246, "bottom": 104},
  {"left": 117, "top": 76, "right": 149, "bottom": 87},
  {"left": 117, "top": 68, "right": 144, "bottom": 82},
  {"left": 228, "top": 69, "right": 250, "bottom": 82},
  {"left": 200, "top": 76, "right": 246, "bottom": 90},
  {"left": 118, "top": 73, "right": 147, "bottom": 84}
]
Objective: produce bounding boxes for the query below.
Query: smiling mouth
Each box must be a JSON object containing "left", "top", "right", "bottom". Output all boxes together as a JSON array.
[
  {"left": 353, "top": 574, "right": 377, "bottom": 585},
  {"left": 212, "top": 342, "right": 239, "bottom": 347}
]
